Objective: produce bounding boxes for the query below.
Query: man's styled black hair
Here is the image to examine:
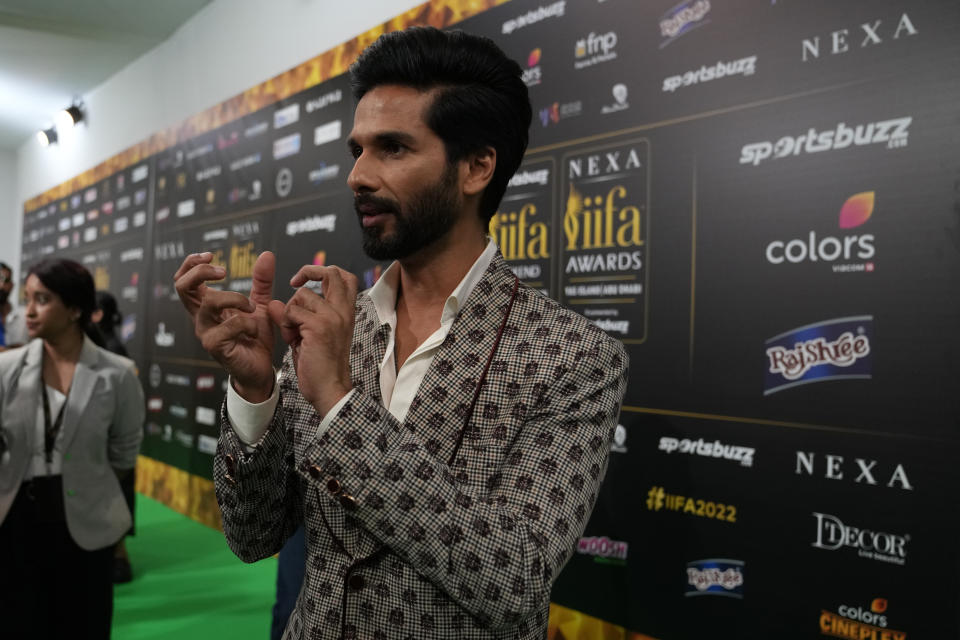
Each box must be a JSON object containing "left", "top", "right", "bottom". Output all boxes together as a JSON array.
[{"left": 349, "top": 26, "right": 532, "bottom": 224}]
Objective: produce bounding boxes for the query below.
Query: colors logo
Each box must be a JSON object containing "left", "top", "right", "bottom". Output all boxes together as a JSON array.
[
  {"left": 819, "top": 599, "right": 907, "bottom": 640},
  {"left": 522, "top": 49, "right": 542, "bottom": 87},
  {"left": 686, "top": 559, "right": 744, "bottom": 599},
  {"left": 765, "top": 316, "right": 873, "bottom": 395},
  {"left": 765, "top": 192, "right": 875, "bottom": 273}
]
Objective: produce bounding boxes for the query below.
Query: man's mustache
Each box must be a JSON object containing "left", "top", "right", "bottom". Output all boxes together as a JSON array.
[{"left": 354, "top": 193, "right": 400, "bottom": 216}]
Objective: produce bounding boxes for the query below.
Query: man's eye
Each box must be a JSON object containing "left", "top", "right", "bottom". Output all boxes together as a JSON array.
[
  {"left": 383, "top": 142, "right": 404, "bottom": 155},
  {"left": 349, "top": 146, "right": 362, "bottom": 159}
]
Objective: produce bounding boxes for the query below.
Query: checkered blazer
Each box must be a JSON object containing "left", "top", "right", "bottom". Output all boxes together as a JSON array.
[{"left": 214, "top": 253, "right": 629, "bottom": 640}]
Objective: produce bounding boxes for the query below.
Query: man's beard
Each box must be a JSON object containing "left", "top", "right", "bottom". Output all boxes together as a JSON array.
[{"left": 355, "top": 165, "right": 460, "bottom": 261}]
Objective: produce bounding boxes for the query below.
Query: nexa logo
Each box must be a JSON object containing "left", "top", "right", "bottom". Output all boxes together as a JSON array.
[
  {"left": 802, "top": 13, "right": 917, "bottom": 61},
  {"left": 796, "top": 452, "right": 912, "bottom": 490}
]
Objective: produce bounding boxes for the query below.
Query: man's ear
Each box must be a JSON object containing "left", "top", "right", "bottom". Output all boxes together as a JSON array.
[{"left": 462, "top": 146, "right": 497, "bottom": 196}]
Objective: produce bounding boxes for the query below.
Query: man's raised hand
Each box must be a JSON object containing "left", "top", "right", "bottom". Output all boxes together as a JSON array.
[
  {"left": 174, "top": 251, "right": 285, "bottom": 403},
  {"left": 279, "top": 265, "right": 358, "bottom": 415}
]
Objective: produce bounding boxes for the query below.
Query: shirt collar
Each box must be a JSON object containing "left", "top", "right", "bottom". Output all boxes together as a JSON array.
[{"left": 367, "top": 237, "right": 499, "bottom": 327}]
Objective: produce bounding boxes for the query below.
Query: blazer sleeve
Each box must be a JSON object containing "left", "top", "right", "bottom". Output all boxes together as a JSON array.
[
  {"left": 213, "top": 349, "right": 304, "bottom": 563},
  {"left": 108, "top": 363, "right": 144, "bottom": 469},
  {"left": 308, "top": 331, "right": 628, "bottom": 630}
]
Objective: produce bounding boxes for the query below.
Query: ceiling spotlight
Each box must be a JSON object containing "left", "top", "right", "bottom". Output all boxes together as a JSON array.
[
  {"left": 37, "top": 127, "right": 58, "bottom": 147},
  {"left": 55, "top": 104, "right": 84, "bottom": 130}
]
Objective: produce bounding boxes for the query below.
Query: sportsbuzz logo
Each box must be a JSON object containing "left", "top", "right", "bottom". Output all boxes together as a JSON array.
[{"left": 740, "top": 117, "right": 911, "bottom": 166}]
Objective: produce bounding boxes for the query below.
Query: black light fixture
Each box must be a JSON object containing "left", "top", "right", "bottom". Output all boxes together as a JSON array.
[
  {"left": 56, "top": 104, "right": 84, "bottom": 129},
  {"left": 36, "top": 126, "right": 58, "bottom": 147}
]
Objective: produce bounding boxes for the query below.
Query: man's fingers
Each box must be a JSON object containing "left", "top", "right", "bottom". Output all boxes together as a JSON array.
[
  {"left": 176, "top": 262, "right": 226, "bottom": 298},
  {"left": 173, "top": 252, "right": 214, "bottom": 281},
  {"left": 288, "top": 287, "right": 326, "bottom": 313},
  {"left": 289, "top": 265, "right": 357, "bottom": 310},
  {"left": 197, "top": 290, "right": 256, "bottom": 332},
  {"left": 200, "top": 315, "right": 259, "bottom": 354},
  {"left": 289, "top": 265, "right": 329, "bottom": 289},
  {"left": 250, "top": 252, "right": 276, "bottom": 307}
]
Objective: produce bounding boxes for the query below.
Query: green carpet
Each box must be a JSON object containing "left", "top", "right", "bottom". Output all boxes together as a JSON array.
[{"left": 113, "top": 495, "right": 278, "bottom": 639}]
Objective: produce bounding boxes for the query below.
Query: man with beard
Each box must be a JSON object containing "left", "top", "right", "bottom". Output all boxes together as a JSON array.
[
  {"left": 0, "top": 262, "right": 27, "bottom": 350},
  {"left": 174, "top": 27, "right": 628, "bottom": 640}
]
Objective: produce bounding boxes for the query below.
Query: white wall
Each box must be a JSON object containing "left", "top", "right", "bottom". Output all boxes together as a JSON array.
[
  {"left": 0, "top": 149, "right": 20, "bottom": 279},
  {"left": 13, "top": 0, "right": 424, "bottom": 270}
]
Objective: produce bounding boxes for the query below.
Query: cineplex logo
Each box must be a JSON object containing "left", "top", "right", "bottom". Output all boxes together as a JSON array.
[
  {"left": 819, "top": 598, "right": 907, "bottom": 640},
  {"left": 764, "top": 316, "right": 873, "bottom": 395},
  {"left": 658, "top": 437, "right": 755, "bottom": 467},
  {"left": 766, "top": 191, "right": 876, "bottom": 273},
  {"left": 812, "top": 512, "right": 909, "bottom": 566},
  {"left": 740, "top": 116, "right": 911, "bottom": 166}
]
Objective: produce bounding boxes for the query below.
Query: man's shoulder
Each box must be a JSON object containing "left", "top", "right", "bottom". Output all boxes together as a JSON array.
[{"left": 513, "top": 281, "right": 627, "bottom": 355}]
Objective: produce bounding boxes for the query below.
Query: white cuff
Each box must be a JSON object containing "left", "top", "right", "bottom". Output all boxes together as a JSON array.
[
  {"left": 226, "top": 372, "right": 280, "bottom": 446},
  {"left": 316, "top": 389, "right": 356, "bottom": 439}
]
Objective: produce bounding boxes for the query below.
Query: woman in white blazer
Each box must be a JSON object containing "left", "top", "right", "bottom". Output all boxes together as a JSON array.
[{"left": 0, "top": 258, "right": 144, "bottom": 639}]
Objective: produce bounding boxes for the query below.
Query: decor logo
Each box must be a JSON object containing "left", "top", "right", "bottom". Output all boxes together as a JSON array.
[
  {"left": 764, "top": 316, "right": 873, "bottom": 395},
  {"left": 811, "top": 512, "right": 909, "bottom": 566}
]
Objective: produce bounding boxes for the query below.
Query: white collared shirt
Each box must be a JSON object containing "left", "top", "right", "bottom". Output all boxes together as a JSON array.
[{"left": 227, "top": 238, "right": 498, "bottom": 444}]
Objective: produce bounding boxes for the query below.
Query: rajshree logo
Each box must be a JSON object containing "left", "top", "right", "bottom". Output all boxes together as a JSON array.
[
  {"left": 765, "top": 191, "right": 876, "bottom": 272},
  {"left": 660, "top": 0, "right": 711, "bottom": 48},
  {"left": 686, "top": 559, "right": 744, "bottom": 599},
  {"left": 764, "top": 316, "right": 873, "bottom": 395},
  {"left": 740, "top": 117, "right": 911, "bottom": 166},
  {"left": 819, "top": 599, "right": 906, "bottom": 640}
]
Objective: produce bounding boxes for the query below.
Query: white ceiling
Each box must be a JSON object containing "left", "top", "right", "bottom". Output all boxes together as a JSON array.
[{"left": 0, "top": 0, "right": 212, "bottom": 151}]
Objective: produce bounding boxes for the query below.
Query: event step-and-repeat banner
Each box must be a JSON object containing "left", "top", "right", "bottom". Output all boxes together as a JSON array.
[{"left": 19, "top": 1, "right": 960, "bottom": 637}]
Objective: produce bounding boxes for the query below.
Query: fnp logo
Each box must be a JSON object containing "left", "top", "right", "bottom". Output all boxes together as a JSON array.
[
  {"left": 764, "top": 316, "right": 873, "bottom": 395},
  {"left": 686, "top": 559, "right": 744, "bottom": 598}
]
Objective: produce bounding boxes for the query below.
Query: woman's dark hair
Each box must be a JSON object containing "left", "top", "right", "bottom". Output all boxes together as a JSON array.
[
  {"left": 95, "top": 290, "right": 128, "bottom": 357},
  {"left": 349, "top": 27, "right": 532, "bottom": 224},
  {"left": 28, "top": 258, "right": 105, "bottom": 347}
]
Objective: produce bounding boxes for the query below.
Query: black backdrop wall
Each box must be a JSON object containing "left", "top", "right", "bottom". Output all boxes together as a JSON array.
[{"left": 20, "top": 1, "right": 960, "bottom": 637}]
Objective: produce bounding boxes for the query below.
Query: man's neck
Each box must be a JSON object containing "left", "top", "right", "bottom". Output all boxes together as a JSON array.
[{"left": 395, "top": 225, "right": 487, "bottom": 312}]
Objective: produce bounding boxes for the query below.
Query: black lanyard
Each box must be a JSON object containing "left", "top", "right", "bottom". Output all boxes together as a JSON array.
[{"left": 41, "top": 382, "right": 69, "bottom": 464}]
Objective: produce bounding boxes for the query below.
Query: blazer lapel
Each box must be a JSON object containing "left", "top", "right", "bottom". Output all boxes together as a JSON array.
[
  {"left": 59, "top": 336, "right": 101, "bottom": 453},
  {"left": 400, "top": 252, "right": 518, "bottom": 465},
  {"left": 7, "top": 341, "right": 43, "bottom": 468},
  {"left": 349, "top": 294, "right": 388, "bottom": 399}
]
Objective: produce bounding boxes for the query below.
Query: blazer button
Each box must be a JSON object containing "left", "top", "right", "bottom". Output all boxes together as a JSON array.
[
  {"left": 339, "top": 493, "right": 357, "bottom": 510},
  {"left": 326, "top": 478, "right": 342, "bottom": 495},
  {"left": 308, "top": 465, "right": 322, "bottom": 479},
  {"left": 348, "top": 574, "right": 365, "bottom": 591}
]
